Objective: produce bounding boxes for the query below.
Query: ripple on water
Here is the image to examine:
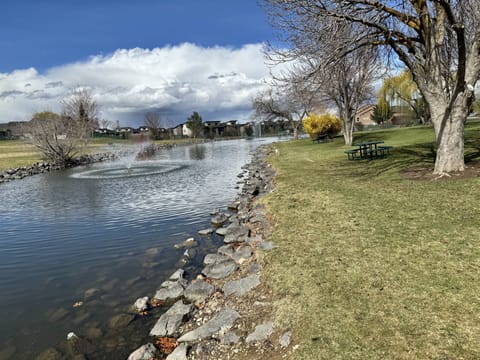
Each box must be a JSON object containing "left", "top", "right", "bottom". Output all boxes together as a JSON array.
[{"left": 70, "top": 162, "right": 186, "bottom": 179}]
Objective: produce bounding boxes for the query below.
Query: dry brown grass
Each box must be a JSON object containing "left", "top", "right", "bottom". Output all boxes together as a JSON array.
[{"left": 262, "top": 125, "right": 480, "bottom": 359}]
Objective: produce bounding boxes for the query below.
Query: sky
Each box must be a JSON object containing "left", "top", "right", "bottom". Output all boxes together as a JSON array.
[{"left": 0, "top": 0, "right": 279, "bottom": 127}]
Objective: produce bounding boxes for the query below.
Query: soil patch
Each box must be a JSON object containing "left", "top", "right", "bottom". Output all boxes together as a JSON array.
[{"left": 400, "top": 160, "right": 480, "bottom": 180}]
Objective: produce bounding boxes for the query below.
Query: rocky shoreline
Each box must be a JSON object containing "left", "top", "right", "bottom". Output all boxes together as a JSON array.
[
  {"left": 0, "top": 153, "right": 116, "bottom": 184},
  {"left": 121, "top": 145, "right": 293, "bottom": 360}
]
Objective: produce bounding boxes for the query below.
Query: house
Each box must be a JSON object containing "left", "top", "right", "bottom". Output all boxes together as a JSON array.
[
  {"left": 171, "top": 123, "right": 192, "bottom": 137},
  {"left": 94, "top": 128, "right": 116, "bottom": 137},
  {"left": 182, "top": 124, "right": 192, "bottom": 137},
  {"left": 354, "top": 104, "right": 377, "bottom": 126},
  {"left": 0, "top": 121, "right": 26, "bottom": 139},
  {"left": 203, "top": 121, "right": 224, "bottom": 137}
]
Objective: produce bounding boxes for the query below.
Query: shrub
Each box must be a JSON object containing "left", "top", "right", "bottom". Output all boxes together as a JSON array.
[{"left": 302, "top": 113, "right": 342, "bottom": 139}]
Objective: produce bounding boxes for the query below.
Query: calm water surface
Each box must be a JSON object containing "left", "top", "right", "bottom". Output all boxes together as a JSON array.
[{"left": 0, "top": 138, "right": 277, "bottom": 359}]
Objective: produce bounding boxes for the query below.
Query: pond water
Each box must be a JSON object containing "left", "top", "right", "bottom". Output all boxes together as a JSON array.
[{"left": 0, "top": 138, "right": 277, "bottom": 359}]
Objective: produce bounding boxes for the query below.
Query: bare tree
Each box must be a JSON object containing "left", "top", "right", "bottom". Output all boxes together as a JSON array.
[
  {"left": 99, "top": 118, "right": 115, "bottom": 129},
  {"left": 252, "top": 72, "right": 321, "bottom": 138},
  {"left": 144, "top": 112, "right": 162, "bottom": 139},
  {"left": 263, "top": 12, "right": 380, "bottom": 145},
  {"left": 262, "top": 0, "right": 480, "bottom": 175},
  {"left": 61, "top": 87, "right": 99, "bottom": 139},
  {"left": 26, "top": 88, "right": 99, "bottom": 167},
  {"left": 310, "top": 46, "right": 379, "bottom": 145}
]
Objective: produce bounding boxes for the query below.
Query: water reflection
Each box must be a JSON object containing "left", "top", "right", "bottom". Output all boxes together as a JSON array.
[{"left": 188, "top": 144, "right": 206, "bottom": 160}]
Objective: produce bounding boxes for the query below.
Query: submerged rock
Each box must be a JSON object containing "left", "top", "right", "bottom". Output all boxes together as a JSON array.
[{"left": 174, "top": 238, "right": 198, "bottom": 249}]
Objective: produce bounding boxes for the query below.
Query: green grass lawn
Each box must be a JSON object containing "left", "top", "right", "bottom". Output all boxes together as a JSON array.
[{"left": 263, "top": 124, "right": 480, "bottom": 359}]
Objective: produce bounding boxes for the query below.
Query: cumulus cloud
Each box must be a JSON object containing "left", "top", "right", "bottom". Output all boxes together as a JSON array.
[{"left": 0, "top": 43, "right": 274, "bottom": 126}]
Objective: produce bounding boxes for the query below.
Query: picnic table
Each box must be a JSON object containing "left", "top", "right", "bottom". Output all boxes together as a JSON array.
[{"left": 345, "top": 141, "right": 393, "bottom": 160}]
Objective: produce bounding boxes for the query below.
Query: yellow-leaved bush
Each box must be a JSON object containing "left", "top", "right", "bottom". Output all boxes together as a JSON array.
[{"left": 302, "top": 113, "right": 342, "bottom": 139}]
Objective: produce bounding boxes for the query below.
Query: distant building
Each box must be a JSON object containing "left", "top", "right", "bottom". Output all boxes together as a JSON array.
[
  {"left": 355, "top": 104, "right": 376, "bottom": 126},
  {"left": 0, "top": 121, "right": 27, "bottom": 139}
]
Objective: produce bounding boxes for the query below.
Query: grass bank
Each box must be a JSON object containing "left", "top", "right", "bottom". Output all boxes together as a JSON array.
[{"left": 263, "top": 123, "right": 480, "bottom": 359}]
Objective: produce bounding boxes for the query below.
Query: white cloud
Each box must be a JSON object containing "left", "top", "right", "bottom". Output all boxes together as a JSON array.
[{"left": 0, "top": 43, "right": 274, "bottom": 126}]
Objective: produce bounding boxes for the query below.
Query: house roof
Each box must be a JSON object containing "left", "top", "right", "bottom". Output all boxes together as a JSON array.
[{"left": 355, "top": 104, "right": 376, "bottom": 117}]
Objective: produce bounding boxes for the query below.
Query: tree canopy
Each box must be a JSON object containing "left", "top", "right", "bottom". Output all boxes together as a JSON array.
[
  {"left": 262, "top": 0, "right": 480, "bottom": 174},
  {"left": 186, "top": 111, "right": 203, "bottom": 138}
]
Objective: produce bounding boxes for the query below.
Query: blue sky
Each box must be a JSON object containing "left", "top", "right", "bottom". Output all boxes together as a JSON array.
[{"left": 0, "top": 1, "right": 280, "bottom": 126}]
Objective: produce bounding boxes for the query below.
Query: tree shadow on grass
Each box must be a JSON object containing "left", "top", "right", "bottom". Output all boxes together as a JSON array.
[{"left": 337, "top": 142, "right": 436, "bottom": 179}]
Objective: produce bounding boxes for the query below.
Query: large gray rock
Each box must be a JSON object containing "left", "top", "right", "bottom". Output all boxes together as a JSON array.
[
  {"left": 153, "top": 279, "right": 187, "bottom": 302},
  {"left": 223, "top": 274, "right": 260, "bottom": 297},
  {"left": 202, "top": 259, "right": 238, "bottom": 279},
  {"left": 178, "top": 308, "right": 240, "bottom": 342},
  {"left": 246, "top": 322, "right": 275, "bottom": 343},
  {"left": 217, "top": 244, "right": 234, "bottom": 257},
  {"left": 150, "top": 300, "right": 193, "bottom": 337},
  {"left": 183, "top": 280, "right": 215, "bottom": 303},
  {"left": 220, "top": 331, "right": 241, "bottom": 345},
  {"left": 211, "top": 213, "right": 228, "bottom": 226},
  {"left": 203, "top": 253, "right": 229, "bottom": 265},
  {"left": 215, "top": 227, "right": 228, "bottom": 236},
  {"left": 169, "top": 269, "right": 185, "bottom": 281},
  {"left": 224, "top": 226, "right": 249, "bottom": 244},
  {"left": 198, "top": 228, "right": 213, "bottom": 236},
  {"left": 127, "top": 343, "right": 159, "bottom": 360},
  {"left": 166, "top": 343, "right": 188, "bottom": 360},
  {"left": 232, "top": 245, "right": 253, "bottom": 264}
]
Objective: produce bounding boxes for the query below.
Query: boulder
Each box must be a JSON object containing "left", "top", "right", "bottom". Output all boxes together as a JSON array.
[
  {"left": 203, "top": 253, "right": 229, "bottom": 265},
  {"left": 127, "top": 343, "right": 159, "bottom": 360},
  {"left": 224, "top": 226, "right": 249, "bottom": 244},
  {"left": 153, "top": 280, "right": 186, "bottom": 302},
  {"left": 183, "top": 280, "right": 215, "bottom": 303},
  {"left": 211, "top": 213, "right": 228, "bottom": 227},
  {"left": 202, "top": 259, "right": 238, "bottom": 280},
  {"left": 150, "top": 300, "right": 193, "bottom": 337},
  {"left": 246, "top": 322, "right": 275, "bottom": 343},
  {"left": 215, "top": 227, "right": 228, "bottom": 236},
  {"left": 223, "top": 275, "right": 260, "bottom": 297},
  {"left": 198, "top": 228, "right": 213, "bottom": 236},
  {"left": 232, "top": 245, "right": 253, "bottom": 264},
  {"left": 166, "top": 343, "right": 188, "bottom": 360},
  {"left": 178, "top": 308, "right": 240, "bottom": 342}
]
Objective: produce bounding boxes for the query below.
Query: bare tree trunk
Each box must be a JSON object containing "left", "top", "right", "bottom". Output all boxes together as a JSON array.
[
  {"left": 342, "top": 119, "right": 354, "bottom": 146},
  {"left": 430, "top": 95, "right": 469, "bottom": 175}
]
